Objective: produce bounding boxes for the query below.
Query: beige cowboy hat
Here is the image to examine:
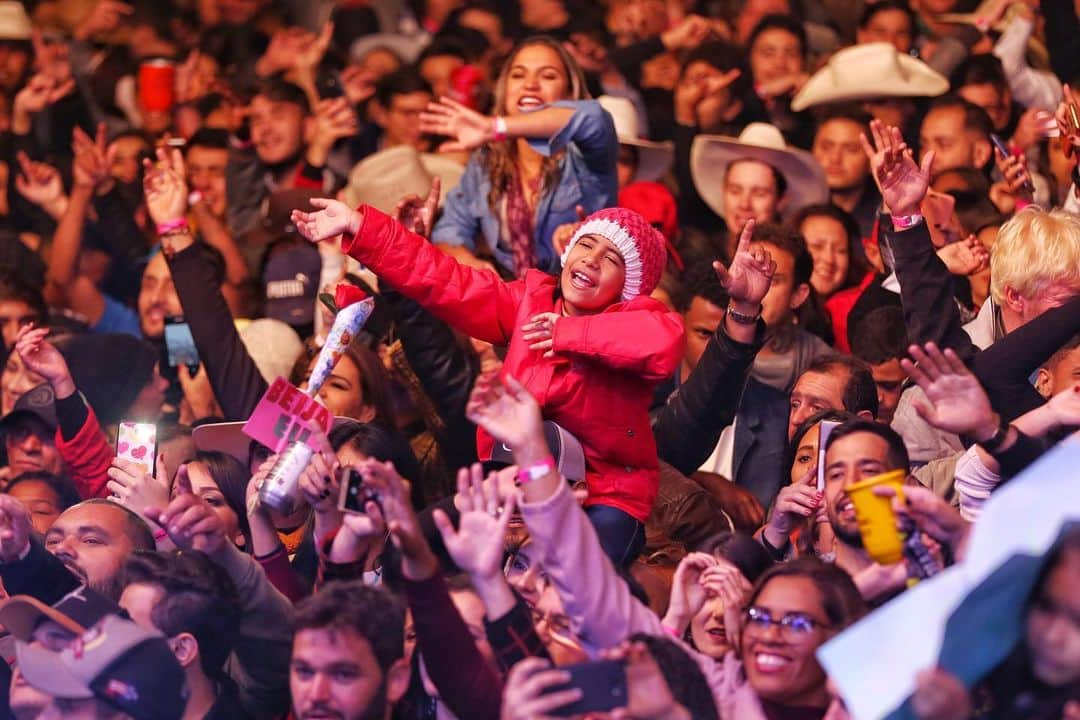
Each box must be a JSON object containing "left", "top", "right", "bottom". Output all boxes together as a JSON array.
[
  {"left": 597, "top": 95, "right": 674, "bottom": 183},
  {"left": 342, "top": 145, "right": 464, "bottom": 215},
  {"left": 0, "top": 1, "right": 32, "bottom": 40},
  {"left": 690, "top": 122, "right": 828, "bottom": 220},
  {"left": 791, "top": 42, "right": 949, "bottom": 112}
]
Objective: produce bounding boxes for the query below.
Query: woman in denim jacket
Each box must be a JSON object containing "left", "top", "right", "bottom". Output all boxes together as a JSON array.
[{"left": 423, "top": 36, "right": 619, "bottom": 277}]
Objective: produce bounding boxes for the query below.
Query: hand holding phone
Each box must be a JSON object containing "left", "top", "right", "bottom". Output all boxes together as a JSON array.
[
  {"left": 338, "top": 468, "right": 381, "bottom": 515},
  {"left": 817, "top": 420, "right": 840, "bottom": 491},
  {"left": 165, "top": 316, "right": 200, "bottom": 375},
  {"left": 990, "top": 133, "right": 1035, "bottom": 194},
  {"left": 538, "top": 660, "right": 628, "bottom": 717},
  {"left": 117, "top": 422, "right": 157, "bottom": 476}
]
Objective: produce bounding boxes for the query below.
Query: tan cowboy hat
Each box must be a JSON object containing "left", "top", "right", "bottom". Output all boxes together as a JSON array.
[
  {"left": 342, "top": 145, "right": 464, "bottom": 215},
  {"left": 690, "top": 123, "right": 828, "bottom": 221},
  {"left": 0, "top": 1, "right": 32, "bottom": 40},
  {"left": 791, "top": 42, "right": 949, "bottom": 112},
  {"left": 597, "top": 95, "right": 674, "bottom": 183}
]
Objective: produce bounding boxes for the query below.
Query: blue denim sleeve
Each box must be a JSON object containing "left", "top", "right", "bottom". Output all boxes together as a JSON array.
[
  {"left": 431, "top": 155, "right": 485, "bottom": 251},
  {"left": 526, "top": 99, "right": 619, "bottom": 175},
  {"left": 90, "top": 295, "right": 142, "bottom": 338}
]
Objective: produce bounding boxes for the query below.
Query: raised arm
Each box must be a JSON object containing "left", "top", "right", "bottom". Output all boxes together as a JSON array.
[
  {"left": 465, "top": 373, "right": 729, "bottom": 703},
  {"left": 149, "top": 483, "right": 295, "bottom": 718},
  {"left": 861, "top": 119, "right": 979, "bottom": 364},
  {"left": 45, "top": 126, "right": 111, "bottom": 324},
  {"left": 293, "top": 200, "right": 523, "bottom": 344},
  {"left": 14, "top": 325, "right": 112, "bottom": 500},
  {"left": 652, "top": 221, "right": 773, "bottom": 475},
  {"left": 970, "top": 295, "right": 1080, "bottom": 421},
  {"left": 421, "top": 97, "right": 577, "bottom": 152},
  {"left": 143, "top": 145, "right": 268, "bottom": 418},
  {"left": 358, "top": 459, "right": 503, "bottom": 720}
]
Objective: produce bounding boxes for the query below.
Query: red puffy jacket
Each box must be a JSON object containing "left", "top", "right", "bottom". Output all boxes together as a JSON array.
[{"left": 342, "top": 207, "right": 685, "bottom": 522}]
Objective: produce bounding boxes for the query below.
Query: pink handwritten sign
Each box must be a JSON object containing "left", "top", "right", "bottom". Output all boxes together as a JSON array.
[{"left": 242, "top": 377, "right": 333, "bottom": 453}]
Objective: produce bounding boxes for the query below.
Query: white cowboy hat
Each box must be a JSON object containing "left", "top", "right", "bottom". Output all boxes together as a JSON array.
[
  {"left": 342, "top": 145, "right": 464, "bottom": 215},
  {"left": 597, "top": 95, "right": 674, "bottom": 183},
  {"left": 0, "top": 2, "right": 32, "bottom": 40},
  {"left": 690, "top": 123, "right": 828, "bottom": 221},
  {"left": 349, "top": 32, "right": 425, "bottom": 66},
  {"left": 791, "top": 42, "right": 949, "bottom": 112}
]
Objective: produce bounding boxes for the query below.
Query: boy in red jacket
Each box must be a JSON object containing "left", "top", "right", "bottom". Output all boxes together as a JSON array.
[{"left": 293, "top": 199, "right": 684, "bottom": 565}]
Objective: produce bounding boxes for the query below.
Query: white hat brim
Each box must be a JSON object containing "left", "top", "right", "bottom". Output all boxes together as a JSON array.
[
  {"left": 690, "top": 134, "right": 829, "bottom": 221},
  {"left": 791, "top": 52, "right": 949, "bottom": 112}
]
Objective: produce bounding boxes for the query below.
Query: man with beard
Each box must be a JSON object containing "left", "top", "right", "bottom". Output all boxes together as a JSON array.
[
  {"left": 819, "top": 418, "right": 917, "bottom": 604},
  {"left": 0, "top": 495, "right": 153, "bottom": 602},
  {"left": 0, "top": 488, "right": 294, "bottom": 717},
  {"left": 291, "top": 582, "right": 410, "bottom": 720}
]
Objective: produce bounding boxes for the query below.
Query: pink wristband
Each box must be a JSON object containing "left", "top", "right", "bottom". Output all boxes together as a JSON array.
[
  {"left": 516, "top": 457, "right": 555, "bottom": 485},
  {"left": 156, "top": 218, "right": 189, "bottom": 235},
  {"left": 153, "top": 528, "right": 168, "bottom": 542},
  {"left": 492, "top": 116, "right": 508, "bottom": 142},
  {"left": 663, "top": 624, "right": 681, "bottom": 639}
]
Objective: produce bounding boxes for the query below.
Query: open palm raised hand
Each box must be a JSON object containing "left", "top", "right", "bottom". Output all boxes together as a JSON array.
[
  {"left": 901, "top": 343, "right": 994, "bottom": 436},
  {"left": 433, "top": 463, "right": 517, "bottom": 580},
  {"left": 859, "top": 119, "right": 934, "bottom": 218},
  {"left": 420, "top": 97, "right": 493, "bottom": 152},
  {"left": 466, "top": 372, "right": 544, "bottom": 451}
]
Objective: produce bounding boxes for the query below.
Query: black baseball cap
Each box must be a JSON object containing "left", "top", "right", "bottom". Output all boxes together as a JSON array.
[{"left": 0, "top": 383, "right": 57, "bottom": 435}]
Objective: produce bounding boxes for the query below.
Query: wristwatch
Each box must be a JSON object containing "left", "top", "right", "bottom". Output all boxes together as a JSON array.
[
  {"left": 726, "top": 303, "right": 761, "bottom": 325},
  {"left": 975, "top": 415, "right": 1011, "bottom": 453}
]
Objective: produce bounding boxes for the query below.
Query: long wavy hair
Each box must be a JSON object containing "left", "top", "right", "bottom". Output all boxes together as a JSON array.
[{"left": 481, "top": 36, "right": 590, "bottom": 213}]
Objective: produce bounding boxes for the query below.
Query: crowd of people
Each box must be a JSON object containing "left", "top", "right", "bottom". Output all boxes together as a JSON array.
[{"left": 0, "top": 0, "right": 1077, "bottom": 717}]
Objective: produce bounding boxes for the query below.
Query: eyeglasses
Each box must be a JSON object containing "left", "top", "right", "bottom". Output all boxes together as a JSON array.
[
  {"left": 530, "top": 608, "right": 573, "bottom": 637},
  {"left": 744, "top": 606, "right": 830, "bottom": 640}
]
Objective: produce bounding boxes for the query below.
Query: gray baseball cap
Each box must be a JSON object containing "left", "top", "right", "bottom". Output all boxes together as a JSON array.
[{"left": 16, "top": 615, "right": 187, "bottom": 720}]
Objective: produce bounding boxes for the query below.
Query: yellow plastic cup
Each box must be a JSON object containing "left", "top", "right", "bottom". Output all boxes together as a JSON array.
[{"left": 845, "top": 469, "right": 907, "bottom": 565}]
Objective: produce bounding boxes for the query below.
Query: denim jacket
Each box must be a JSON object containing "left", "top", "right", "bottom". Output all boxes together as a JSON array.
[{"left": 430, "top": 99, "right": 619, "bottom": 275}]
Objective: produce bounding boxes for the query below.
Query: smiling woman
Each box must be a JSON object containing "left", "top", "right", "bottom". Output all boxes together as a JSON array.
[
  {"left": 428, "top": 36, "right": 619, "bottom": 277},
  {"left": 737, "top": 558, "right": 866, "bottom": 714}
]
